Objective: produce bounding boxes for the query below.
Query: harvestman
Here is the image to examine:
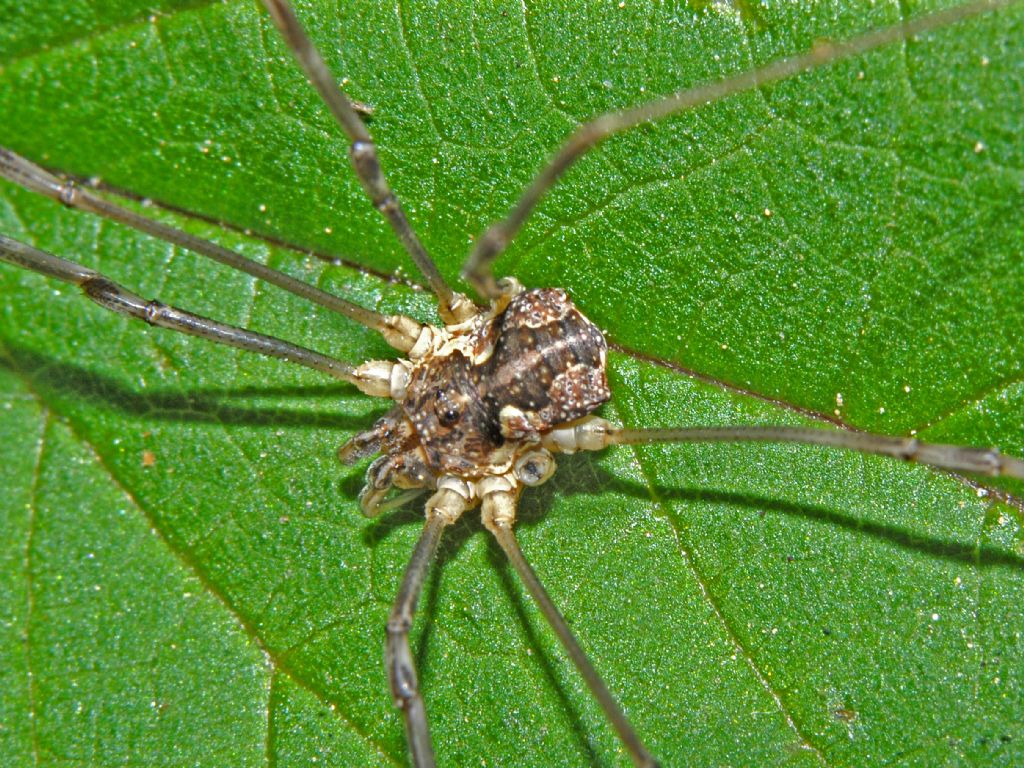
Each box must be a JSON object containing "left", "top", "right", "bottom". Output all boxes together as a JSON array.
[{"left": 1, "top": 0, "right": 1022, "bottom": 765}]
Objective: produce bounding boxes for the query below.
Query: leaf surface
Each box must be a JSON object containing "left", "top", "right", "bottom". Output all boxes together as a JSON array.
[{"left": 1, "top": 1, "right": 1022, "bottom": 766}]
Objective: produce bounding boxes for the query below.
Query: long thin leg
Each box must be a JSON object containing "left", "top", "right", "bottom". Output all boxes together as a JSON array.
[
  {"left": 259, "top": 0, "right": 474, "bottom": 324},
  {"left": 544, "top": 419, "right": 1024, "bottom": 478},
  {"left": 462, "top": 0, "right": 1013, "bottom": 297},
  {"left": 0, "top": 147, "right": 425, "bottom": 351},
  {"left": 614, "top": 426, "right": 1024, "bottom": 478},
  {"left": 0, "top": 234, "right": 365, "bottom": 385},
  {"left": 386, "top": 487, "right": 467, "bottom": 768},
  {"left": 481, "top": 491, "right": 659, "bottom": 768}
]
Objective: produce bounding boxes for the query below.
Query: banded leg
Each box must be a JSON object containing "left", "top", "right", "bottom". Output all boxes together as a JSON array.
[
  {"left": 386, "top": 484, "right": 469, "bottom": 768},
  {"left": 0, "top": 147, "right": 424, "bottom": 353},
  {"left": 543, "top": 418, "right": 1024, "bottom": 478},
  {"left": 481, "top": 489, "right": 660, "bottom": 768},
  {"left": 259, "top": 0, "right": 475, "bottom": 324},
  {"left": 462, "top": 0, "right": 1011, "bottom": 298},
  {"left": 0, "top": 235, "right": 386, "bottom": 386}
]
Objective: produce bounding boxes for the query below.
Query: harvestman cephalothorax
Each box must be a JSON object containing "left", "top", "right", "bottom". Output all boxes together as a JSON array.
[{"left": 1, "top": 0, "right": 1023, "bottom": 765}]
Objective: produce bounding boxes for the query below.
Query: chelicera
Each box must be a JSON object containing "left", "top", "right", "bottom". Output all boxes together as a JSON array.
[{"left": 1, "top": 1, "right": 1021, "bottom": 766}]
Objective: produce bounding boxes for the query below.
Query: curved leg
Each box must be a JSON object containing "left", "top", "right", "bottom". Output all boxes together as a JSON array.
[
  {"left": 461, "top": 0, "right": 1008, "bottom": 298},
  {"left": 258, "top": 0, "right": 475, "bottom": 324},
  {"left": 481, "top": 489, "right": 660, "bottom": 768},
  {"left": 386, "top": 486, "right": 468, "bottom": 767}
]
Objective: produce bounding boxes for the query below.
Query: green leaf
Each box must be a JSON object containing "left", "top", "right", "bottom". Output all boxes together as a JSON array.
[{"left": 2, "top": 1, "right": 1023, "bottom": 766}]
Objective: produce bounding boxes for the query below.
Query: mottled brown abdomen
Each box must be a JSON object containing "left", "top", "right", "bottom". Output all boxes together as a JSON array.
[{"left": 401, "top": 288, "right": 610, "bottom": 476}]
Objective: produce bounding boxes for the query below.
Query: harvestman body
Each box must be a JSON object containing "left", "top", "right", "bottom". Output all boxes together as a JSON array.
[{"left": 1, "top": 1, "right": 1022, "bottom": 765}]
